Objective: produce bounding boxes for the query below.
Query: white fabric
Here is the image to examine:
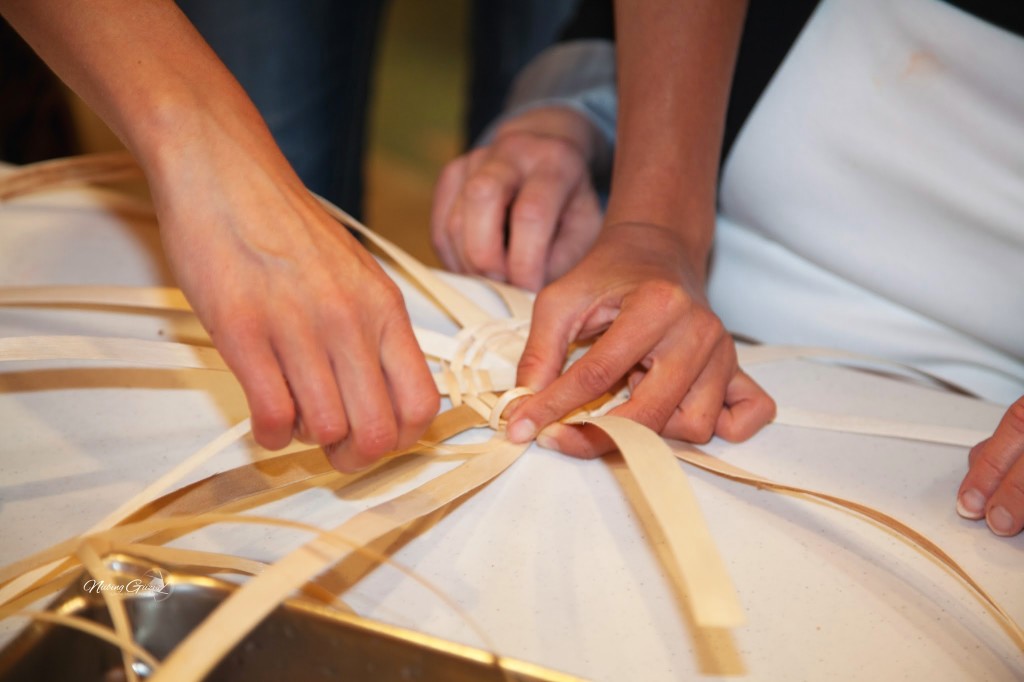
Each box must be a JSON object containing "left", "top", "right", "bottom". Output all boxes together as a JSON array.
[
  {"left": 2, "top": 178, "right": 1022, "bottom": 681},
  {"left": 712, "top": 0, "right": 1024, "bottom": 403}
]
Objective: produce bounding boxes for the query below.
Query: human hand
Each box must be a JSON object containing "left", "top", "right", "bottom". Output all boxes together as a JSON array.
[
  {"left": 957, "top": 396, "right": 1024, "bottom": 536},
  {"left": 431, "top": 106, "right": 603, "bottom": 291},
  {"left": 0, "top": 0, "right": 438, "bottom": 471},
  {"left": 149, "top": 131, "right": 439, "bottom": 472},
  {"left": 504, "top": 222, "right": 775, "bottom": 456}
]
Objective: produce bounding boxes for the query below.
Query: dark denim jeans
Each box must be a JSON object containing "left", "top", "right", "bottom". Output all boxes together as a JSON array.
[
  {"left": 178, "top": 0, "right": 385, "bottom": 217},
  {"left": 178, "top": 0, "right": 578, "bottom": 218}
]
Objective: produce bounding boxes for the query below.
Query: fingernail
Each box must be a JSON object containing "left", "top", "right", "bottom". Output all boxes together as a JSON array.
[
  {"left": 507, "top": 418, "right": 536, "bottom": 443},
  {"left": 485, "top": 271, "right": 506, "bottom": 283},
  {"left": 956, "top": 489, "right": 986, "bottom": 519},
  {"left": 987, "top": 506, "right": 1015, "bottom": 536},
  {"left": 536, "top": 433, "right": 558, "bottom": 451}
]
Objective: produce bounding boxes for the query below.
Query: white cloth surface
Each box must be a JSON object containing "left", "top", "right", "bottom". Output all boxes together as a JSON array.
[{"left": 0, "top": 181, "right": 1021, "bottom": 680}]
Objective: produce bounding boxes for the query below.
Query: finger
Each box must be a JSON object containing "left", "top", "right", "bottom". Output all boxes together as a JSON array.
[
  {"left": 459, "top": 158, "right": 521, "bottom": 279},
  {"left": 984, "top": 454, "right": 1024, "bottom": 536},
  {"left": 536, "top": 422, "right": 615, "bottom": 459},
  {"left": 324, "top": 331, "right": 400, "bottom": 472},
  {"left": 653, "top": 343, "right": 734, "bottom": 444},
  {"left": 273, "top": 328, "right": 348, "bottom": 448},
  {"left": 605, "top": 302, "right": 727, "bottom": 443},
  {"left": 957, "top": 397, "right": 1024, "bottom": 530},
  {"left": 380, "top": 318, "right": 441, "bottom": 452},
  {"left": 967, "top": 437, "right": 990, "bottom": 469},
  {"left": 547, "top": 184, "right": 603, "bottom": 283},
  {"left": 714, "top": 370, "right": 777, "bottom": 442},
  {"left": 217, "top": 323, "right": 295, "bottom": 450},
  {"left": 430, "top": 156, "right": 470, "bottom": 273},
  {"left": 509, "top": 297, "right": 673, "bottom": 443},
  {"left": 512, "top": 284, "right": 589, "bottom": 400},
  {"left": 506, "top": 168, "right": 578, "bottom": 292}
]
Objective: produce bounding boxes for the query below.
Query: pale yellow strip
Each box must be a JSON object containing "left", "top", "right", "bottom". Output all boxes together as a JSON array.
[
  {"left": 0, "top": 420, "right": 250, "bottom": 608},
  {"left": 479, "top": 277, "right": 534, "bottom": 320},
  {"left": 117, "top": 544, "right": 267, "bottom": 577},
  {"left": 774, "top": 406, "right": 989, "bottom": 447},
  {"left": 0, "top": 285, "right": 192, "bottom": 311},
  {"left": 0, "top": 335, "right": 228, "bottom": 371},
  {"left": 316, "top": 198, "right": 494, "bottom": 329},
  {"left": 150, "top": 441, "right": 530, "bottom": 682},
  {"left": 489, "top": 387, "right": 534, "bottom": 431},
  {"left": 77, "top": 539, "right": 140, "bottom": 682},
  {"left": 671, "top": 441, "right": 1024, "bottom": 651},
  {"left": 11, "top": 610, "right": 160, "bottom": 670},
  {"left": 0, "top": 152, "right": 144, "bottom": 201},
  {"left": 573, "top": 415, "right": 744, "bottom": 628}
]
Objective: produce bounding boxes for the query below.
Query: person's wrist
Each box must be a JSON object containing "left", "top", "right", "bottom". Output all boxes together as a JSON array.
[
  {"left": 599, "top": 220, "right": 712, "bottom": 285},
  {"left": 493, "top": 106, "right": 600, "bottom": 167}
]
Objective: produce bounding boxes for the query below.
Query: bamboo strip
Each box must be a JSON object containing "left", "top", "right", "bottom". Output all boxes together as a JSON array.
[
  {"left": 149, "top": 441, "right": 530, "bottom": 681},
  {"left": 2, "top": 151, "right": 1019, "bottom": 678},
  {"left": 0, "top": 335, "right": 228, "bottom": 371},
  {"left": 10, "top": 611, "right": 160, "bottom": 669},
  {"left": 0, "top": 285, "right": 191, "bottom": 311},
  {"left": 573, "top": 415, "right": 744, "bottom": 628},
  {"left": 76, "top": 539, "right": 140, "bottom": 682},
  {"left": 0, "top": 152, "right": 144, "bottom": 202},
  {"left": 480, "top": 277, "right": 534, "bottom": 320},
  {"left": 774, "top": 406, "right": 989, "bottom": 447},
  {"left": 670, "top": 442, "right": 1024, "bottom": 650}
]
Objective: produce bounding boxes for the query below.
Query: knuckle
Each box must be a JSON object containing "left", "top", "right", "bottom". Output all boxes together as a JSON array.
[
  {"left": 539, "top": 135, "right": 582, "bottom": 164},
  {"left": 437, "top": 157, "right": 466, "bottom": 187},
  {"left": 252, "top": 402, "right": 295, "bottom": 449},
  {"left": 682, "top": 412, "right": 717, "bottom": 444},
  {"left": 464, "top": 174, "right": 504, "bottom": 203},
  {"left": 322, "top": 301, "right": 358, "bottom": 331},
  {"left": 212, "top": 310, "right": 264, "bottom": 352},
  {"left": 378, "top": 281, "right": 406, "bottom": 311},
  {"left": 405, "top": 389, "right": 441, "bottom": 429},
  {"left": 638, "top": 280, "right": 694, "bottom": 320},
  {"left": 629, "top": 401, "right": 674, "bottom": 431},
  {"left": 762, "top": 393, "right": 778, "bottom": 423},
  {"left": 1001, "top": 476, "right": 1024, "bottom": 503},
  {"left": 1002, "top": 398, "right": 1024, "bottom": 435},
  {"left": 258, "top": 400, "right": 295, "bottom": 431},
  {"left": 516, "top": 346, "right": 548, "bottom": 378},
  {"left": 354, "top": 418, "right": 399, "bottom": 459},
  {"left": 511, "top": 198, "right": 552, "bottom": 228},
  {"left": 696, "top": 310, "right": 726, "bottom": 341},
  {"left": 973, "top": 452, "right": 1008, "bottom": 482},
  {"left": 309, "top": 418, "right": 348, "bottom": 447},
  {"left": 572, "top": 357, "right": 618, "bottom": 395},
  {"left": 465, "top": 244, "right": 500, "bottom": 273}
]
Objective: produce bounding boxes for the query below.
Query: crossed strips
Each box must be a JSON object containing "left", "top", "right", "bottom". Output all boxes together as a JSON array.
[{"left": 0, "top": 154, "right": 1019, "bottom": 682}]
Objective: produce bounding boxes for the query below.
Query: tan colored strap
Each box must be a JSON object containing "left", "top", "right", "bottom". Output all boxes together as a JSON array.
[
  {"left": 0, "top": 335, "right": 227, "bottom": 371},
  {"left": 479, "top": 277, "right": 534, "bottom": 319},
  {"left": 150, "top": 441, "right": 530, "bottom": 681},
  {"left": 11, "top": 610, "right": 160, "bottom": 670},
  {"left": 573, "top": 415, "right": 744, "bottom": 628},
  {"left": 0, "top": 152, "right": 144, "bottom": 202},
  {"left": 670, "top": 441, "right": 1024, "bottom": 650},
  {"left": 2, "top": 151, "right": 1020, "bottom": 675},
  {"left": 774, "top": 406, "right": 989, "bottom": 447},
  {"left": 0, "top": 285, "right": 191, "bottom": 311}
]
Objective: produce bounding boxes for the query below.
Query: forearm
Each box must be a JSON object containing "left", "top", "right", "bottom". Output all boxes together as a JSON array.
[
  {"left": 608, "top": 0, "right": 747, "bottom": 276},
  {"left": 0, "top": 0, "right": 284, "bottom": 185}
]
